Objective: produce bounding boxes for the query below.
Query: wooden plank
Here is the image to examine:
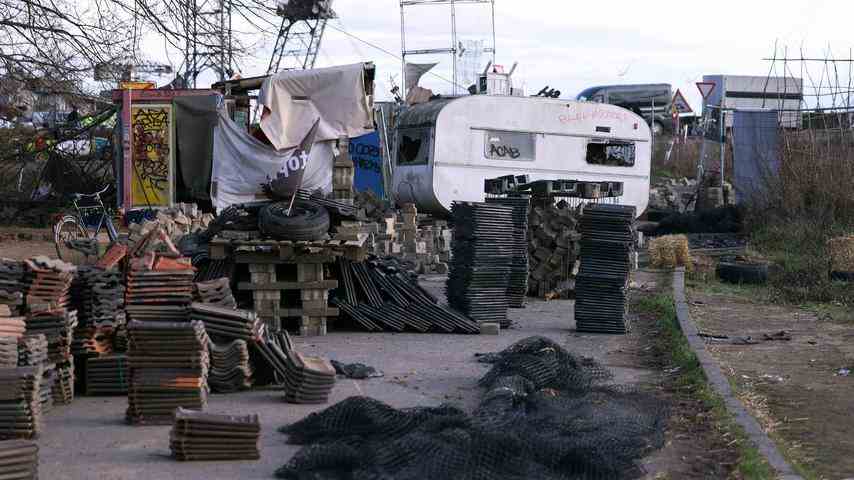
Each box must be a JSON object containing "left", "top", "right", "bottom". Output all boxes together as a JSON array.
[{"left": 238, "top": 281, "right": 338, "bottom": 291}]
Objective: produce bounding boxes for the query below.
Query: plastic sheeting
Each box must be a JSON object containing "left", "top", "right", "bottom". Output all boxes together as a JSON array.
[
  {"left": 259, "top": 63, "right": 373, "bottom": 151},
  {"left": 732, "top": 110, "right": 780, "bottom": 203},
  {"left": 211, "top": 108, "right": 332, "bottom": 211}
]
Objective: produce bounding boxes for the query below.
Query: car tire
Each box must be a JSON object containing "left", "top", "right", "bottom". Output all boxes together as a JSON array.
[
  {"left": 716, "top": 261, "right": 769, "bottom": 285},
  {"left": 259, "top": 201, "right": 330, "bottom": 241}
]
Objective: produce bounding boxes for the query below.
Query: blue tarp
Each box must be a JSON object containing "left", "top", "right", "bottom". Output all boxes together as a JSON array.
[{"left": 732, "top": 110, "right": 780, "bottom": 203}]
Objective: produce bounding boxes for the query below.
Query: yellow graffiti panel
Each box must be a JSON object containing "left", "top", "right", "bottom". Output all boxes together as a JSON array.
[{"left": 131, "top": 105, "right": 172, "bottom": 207}]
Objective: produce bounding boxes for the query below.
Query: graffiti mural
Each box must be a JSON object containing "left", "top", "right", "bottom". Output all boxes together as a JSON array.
[{"left": 131, "top": 105, "right": 173, "bottom": 207}]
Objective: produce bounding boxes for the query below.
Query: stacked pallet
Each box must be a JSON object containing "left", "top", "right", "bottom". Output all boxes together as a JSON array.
[
  {"left": 52, "top": 362, "right": 74, "bottom": 405},
  {"left": 446, "top": 202, "right": 515, "bottom": 327},
  {"left": 126, "top": 321, "right": 210, "bottom": 425},
  {"left": 0, "top": 367, "right": 42, "bottom": 439},
  {"left": 85, "top": 355, "right": 129, "bottom": 395},
  {"left": 189, "top": 304, "right": 262, "bottom": 342},
  {"left": 526, "top": 202, "right": 581, "bottom": 298},
  {"left": 485, "top": 196, "right": 532, "bottom": 308},
  {"left": 193, "top": 278, "right": 237, "bottom": 309},
  {"left": 208, "top": 340, "right": 253, "bottom": 393},
  {"left": 574, "top": 204, "right": 636, "bottom": 334},
  {"left": 0, "top": 439, "right": 38, "bottom": 478},
  {"left": 170, "top": 408, "right": 261, "bottom": 461},
  {"left": 37, "top": 364, "right": 53, "bottom": 413},
  {"left": 125, "top": 255, "right": 194, "bottom": 323},
  {"left": 23, "top": 257, "right": 75, "bottom": 311}
]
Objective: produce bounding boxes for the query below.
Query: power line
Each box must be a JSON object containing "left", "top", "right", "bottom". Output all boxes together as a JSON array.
[{"left": 323, "top": 22, "right": 465, "bottom": 91}]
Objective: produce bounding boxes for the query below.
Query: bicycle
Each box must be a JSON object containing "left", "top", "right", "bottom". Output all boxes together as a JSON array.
[{"left": 53, "top": 185, "right": 119, "bottom": 263}]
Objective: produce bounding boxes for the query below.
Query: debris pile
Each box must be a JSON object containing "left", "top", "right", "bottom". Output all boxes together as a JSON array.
[
  {"left": 574, "top": 205, "right": 636, "bottom": 334},
  {"left": 85, "top": 354, "right": 129, "bottom": 395},
  {"left": 208, "top": 340, "right": 253, "bottom": 393},
  {"left": 170, "top": 408, "right": 261, "bottom": 461},
  {"left": 193, "top": 278, "right": 237, "bottom": 309},
  {"left": 333, "top": 258, "right": 479, "bottom": 333},
  {"left": 128, "top": 203, "right": 215, "bottom": 247},
  {"left": 648, "top": 177, "right": 698, "bottom": 213},
  {"left": 0, "top": 439, "right": 39, "bottom": 478},
  {"left": 126, "top": 321, "right": 210, "bottom": 425},
  {"left": 485, "top": 196, "right": 531, "bottom": 307},
  {"left": 0, "top": 367, "right": 42, "bottom": 439},
  {"left": 189, "top": 304, "right": 262, "bottom": 341},
  {"left": 275, "top": 336, "right": 666, "bottom": 480},
  {"left": 125, "top": 255, "right": 195, "bottom": 323},
  {"left": 446, "top": 202, "right": 514, "bottom": 327},
  {"left": 526, "top": 202, "right": 581, "bottom": 298}
]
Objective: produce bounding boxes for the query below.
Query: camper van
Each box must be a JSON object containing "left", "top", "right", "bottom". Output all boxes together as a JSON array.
[
  {"left": 391, "top": 95, "right": 652, "bottom": 217},
  {"left": 575, "top": 84, "right": 673, "bottom": 134}
]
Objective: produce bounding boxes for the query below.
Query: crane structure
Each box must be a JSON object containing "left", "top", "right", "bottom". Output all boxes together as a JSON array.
[{"left": 267, "top": 0, "right": 336, "bottom": 74}]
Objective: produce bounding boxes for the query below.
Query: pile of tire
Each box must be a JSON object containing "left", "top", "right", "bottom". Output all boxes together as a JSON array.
[{"left": 259, "top": 201, "right": 330, "bottom": 241}]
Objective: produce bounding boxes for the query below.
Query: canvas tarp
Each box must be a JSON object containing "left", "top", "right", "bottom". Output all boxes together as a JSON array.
[
  {"left": 211, "top": 108, "right": 332, "bottom": 211},
  {"left": 259, "top": 63, "right": 373, "bottom": 151},
  {"left": 174, "top": 95, "right": 219, "bottom": 201}
]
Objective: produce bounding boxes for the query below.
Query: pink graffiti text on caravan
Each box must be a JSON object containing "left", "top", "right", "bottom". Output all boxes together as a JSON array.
[{"left": 558, "top": 106, "right": 631, "bottom": 125}]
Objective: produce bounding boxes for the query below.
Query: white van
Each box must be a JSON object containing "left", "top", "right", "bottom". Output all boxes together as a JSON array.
[{"left": 391, "top": 95, "right": 652, "bottom": 216}]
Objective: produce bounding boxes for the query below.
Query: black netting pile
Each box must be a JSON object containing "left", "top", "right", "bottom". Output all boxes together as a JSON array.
[{"left": 275, "top": 336, "right": 668, "bottom": 480}]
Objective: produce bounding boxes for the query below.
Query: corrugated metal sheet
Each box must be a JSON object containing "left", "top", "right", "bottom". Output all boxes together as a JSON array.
[{"left": 732, "top": 110, "right": 780, "bottom": 203}]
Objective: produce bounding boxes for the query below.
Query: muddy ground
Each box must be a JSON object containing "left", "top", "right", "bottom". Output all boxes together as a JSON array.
[
  {"left": 0, "top": 233, "right": 751, "bottom": 479},
  {"left": 689, "top": 281, "right": 854, "bottom": 479}
]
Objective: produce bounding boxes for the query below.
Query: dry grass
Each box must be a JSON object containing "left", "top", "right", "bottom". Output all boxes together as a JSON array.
[{"left": 649, "top": 234, "right": 693, "bottom": 271}]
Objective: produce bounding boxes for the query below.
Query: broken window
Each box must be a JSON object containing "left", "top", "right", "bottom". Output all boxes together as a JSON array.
[
  {"left": 396, "top": 128, "right": 431, "bottom": 166},
  {"left": 484, "top": 130, "right": 536, "bottom": 161},
  {"left": 585, "top": 140, "right": 636, "bottom": 167}
]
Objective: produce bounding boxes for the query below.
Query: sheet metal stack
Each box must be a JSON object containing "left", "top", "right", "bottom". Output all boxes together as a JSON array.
[
  {"left": 485, "top": 196, "right": 532, "bottom": 308},
  {"left": 0, "top": 260, "right": 26, "bottom": 313},
  {"left": 574, "top": 204, "right": 636, "bottom": 334},
  {"left": 189, "top": 304, "right": 262, "bottom": 342},
  {"left": 126, "top": 320, "right": 210, "bottom": 425},
  {"left": 193, "top": 278, "right": 237, "bottom": 309},
  {"left": 208, "top": 340, "right": 253, "bottom": 393},
  {"left": 125, "top": 257, "right": 194, "bottom": 323},
  {"left": 446, "top": 202, "right": 515, "bottom": 326},
  {"left": 24, "top": 257, "right": 75, "bottom": 311},
  {"left": 0, "top": 367, "right": 42, "bottom": 439},
  {"left": 0, "top": 439, "right": 38, "bottom": 478},
  {"left": 85, "top": 355, "right": 129, "bottom": 395},
  {"left": 170, "top": 408, "right": 261, "bottom": 461}
]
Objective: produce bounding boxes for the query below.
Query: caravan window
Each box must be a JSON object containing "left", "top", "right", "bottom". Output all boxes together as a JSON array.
[
  {"left": 586, "top": 140, "right": 636, "bottom": 167},
  {"left": 484, "top": 130, "right": 536, "bottom": 161},
  {"left": 397, "top": 128, "right": 431, "bottom": 166}
]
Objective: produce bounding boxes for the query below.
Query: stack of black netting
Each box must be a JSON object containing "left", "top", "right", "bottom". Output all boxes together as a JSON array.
[
  {"left": 485, "top": 196, "right": 531, "bottom": 308},
  {"left": 574, "top": 204, "right": 636, "bottom": 334},
  {"left": 275, "top": 336, "right": 667, "bottom": 480},
  {"left": 446, "top": 202, "right": 515, "bottom": 327}
]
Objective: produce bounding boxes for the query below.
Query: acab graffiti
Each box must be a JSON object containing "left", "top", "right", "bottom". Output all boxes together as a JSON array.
[{"left": 488, "top": 143, "right": 521, "bottom": 159}]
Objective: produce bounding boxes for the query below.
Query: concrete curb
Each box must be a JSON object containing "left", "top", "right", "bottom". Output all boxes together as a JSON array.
[{"left": 671, "top": 268, "right": 803, "bottom": 480}]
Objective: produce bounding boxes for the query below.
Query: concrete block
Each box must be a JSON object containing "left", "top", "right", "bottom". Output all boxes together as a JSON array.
[{"left": 480, "top": 322, "right": 500, "bottom": 335}]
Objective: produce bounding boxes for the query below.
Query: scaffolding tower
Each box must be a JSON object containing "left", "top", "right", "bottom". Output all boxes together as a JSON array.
[
  {"left": 267, "top": 0, "right": 336, "bottom": 74},
  {"left": 182, "top": 0, "right": 235, "bottom": 87},
  {"left": 400, "top": 0, "right": 496, "bottom": 97}
]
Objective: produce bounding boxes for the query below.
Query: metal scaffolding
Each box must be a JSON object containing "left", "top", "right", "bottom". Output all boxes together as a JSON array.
[{"left": 267, "top": 0, "right": 336, "bottom": 74}]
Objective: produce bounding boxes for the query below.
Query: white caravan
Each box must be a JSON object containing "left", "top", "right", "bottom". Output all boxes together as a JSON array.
[{"left": 391, "top": 95, "right": 652, "bottom": 216}]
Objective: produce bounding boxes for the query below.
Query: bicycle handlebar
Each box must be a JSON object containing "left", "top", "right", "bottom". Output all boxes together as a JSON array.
[{"left": 74, "top": 185, "right": 111, "bottom": 200}]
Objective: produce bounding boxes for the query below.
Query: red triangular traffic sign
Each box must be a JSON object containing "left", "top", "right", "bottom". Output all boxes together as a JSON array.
[
  {"left": 671, "top": 89, "right": 693, "bottom": 114},
  {"left": 696, "top": 81, "right": 716, "bottom": 99}
]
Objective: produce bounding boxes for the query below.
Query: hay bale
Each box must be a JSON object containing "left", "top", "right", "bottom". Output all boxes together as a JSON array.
[
  {"left": 827, "top": 235, "right": 854, "bottom": 272},
  {"left": 649, "top": 235, "right": 693, "bottom": 271}
]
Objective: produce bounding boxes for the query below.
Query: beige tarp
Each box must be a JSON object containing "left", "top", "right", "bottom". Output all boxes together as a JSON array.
[{"left": 259, "top": 63, "right": 373, "bottom": 151}]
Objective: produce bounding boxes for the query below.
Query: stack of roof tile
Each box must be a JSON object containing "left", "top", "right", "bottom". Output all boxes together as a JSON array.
[
  {"left": 0, "top": 439, "right": 38, "bottom": 478},
  {"left": 0, "top": 260, "right": 26, "bottom": 313},
  {"left": 0, "top": 338, "right": 16, "bottom": 369},
  {"left": 0, "top": 367, "right": 42, "bottom": 439},
  {"left": 24, "top": 309, "right": 76, "bottom": 365},
  {"left": 125, "top": 254, "right": 195, "bottom": 323},
  {"left": 193, "top": 278, "right": 237, "bottom": 309},
  {"left": 37, "top": 364, "right": 53, "bottom": 413},
  {"left": 208, "top": 340, "right": 253, "bottom": 393},
  {"left": 0, "top": 307, "right": 24, "bottom": 368},
  {"left": 189, "top": 304, "right": 262, "bottom": 342},
  {"left": 24, "top": 257, "right": 75, "bottom": 311},
  {"left": 85, "top": 354, "right": 129, "bottom": 395},
  {"left": 254, "top": 332, "right": 335, "bottom": 404},
  {"left": 170, "top": 408, "right": 260, "bottom": 461},
  {"left": 77, "top": 268, "right": 125, "bottom": 328},
  {"left": 16, "top": 336, "right": 46, "bottom": 368},
  {"left": 126, "top": 320, "right": 210, "bottom": 425}
]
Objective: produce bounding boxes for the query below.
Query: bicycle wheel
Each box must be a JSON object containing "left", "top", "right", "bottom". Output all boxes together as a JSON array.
[{"left": 54, "top": 216, "right": 90, "bottom": 264}]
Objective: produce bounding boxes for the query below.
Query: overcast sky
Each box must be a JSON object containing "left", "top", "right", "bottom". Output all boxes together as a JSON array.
[{"left": 152, "top": 0, "right": 852, "bottom": 110}]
